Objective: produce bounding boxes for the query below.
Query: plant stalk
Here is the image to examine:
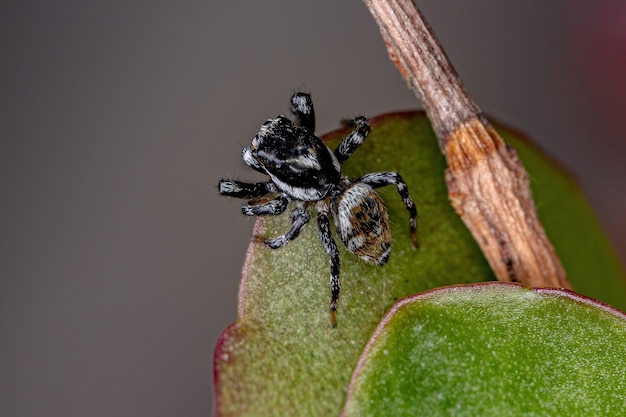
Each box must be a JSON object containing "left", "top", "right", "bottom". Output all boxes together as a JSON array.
[{"left": 363, "top": 0, "right": 571, "bottom": 288}]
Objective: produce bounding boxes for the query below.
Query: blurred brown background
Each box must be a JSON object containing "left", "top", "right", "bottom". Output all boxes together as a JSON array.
[{"left": 1, "top": 1, "right": 624, "bottom": 416}]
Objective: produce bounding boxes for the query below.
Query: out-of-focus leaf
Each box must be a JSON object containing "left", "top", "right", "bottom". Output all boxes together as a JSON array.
[
  {"left": 341, "top": 282, "right": 626, "bottom": 416},
  {"left": 500, "top": 123, "right": 626, "bottom": 309}
]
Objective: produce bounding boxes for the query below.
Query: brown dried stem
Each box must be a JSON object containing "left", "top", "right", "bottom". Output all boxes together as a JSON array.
[{"left": 363, "top": 0, "right": 571, "bottom": 288}]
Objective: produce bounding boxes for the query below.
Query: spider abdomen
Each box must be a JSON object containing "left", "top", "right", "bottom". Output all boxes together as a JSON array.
[{"left": 331, "top": 182, "right": 391, "bottom": 266}]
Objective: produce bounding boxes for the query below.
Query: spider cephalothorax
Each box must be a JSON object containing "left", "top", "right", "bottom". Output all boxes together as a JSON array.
[{"left": 219, "top": 92, "right": 418, "bottom": 327}]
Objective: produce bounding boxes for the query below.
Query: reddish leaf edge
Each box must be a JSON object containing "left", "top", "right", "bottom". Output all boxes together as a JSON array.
[
  {"left": 338, "top": 281, "right": 626, "bottom": 417},
  {"left": 212, "top": 321, "right": 235, "bottom": 417}
]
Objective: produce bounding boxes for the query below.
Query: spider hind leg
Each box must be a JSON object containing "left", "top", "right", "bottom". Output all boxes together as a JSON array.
[{"left": 359, "top": 172, "right": 419, "bottom": 248}]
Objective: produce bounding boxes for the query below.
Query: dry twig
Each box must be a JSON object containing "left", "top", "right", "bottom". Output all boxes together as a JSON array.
[{"left": 363, "top": 0, "right": 571, "bottom": 288}]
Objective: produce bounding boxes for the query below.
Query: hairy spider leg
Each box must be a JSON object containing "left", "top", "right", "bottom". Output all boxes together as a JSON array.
[
  {"left": 358, "top": 172, "right": 419, "bottom": 248},
  {"left": 316, "top": 203, "right": 341, "bottom": 327},
  {"left": 241, "top": 193, "right": 291, "bottom": 216},
  {"left": 290, "top": 92, "right": 316, "bottom": 132},
  {"left": 263, "top": 203, "right": 311, "bottom": 249},
  {"left": 334, "top": 116, "right": 371, "bottom": 163},
  {"left": 218, "top": 179, "right": 278, "bottom": 199}
]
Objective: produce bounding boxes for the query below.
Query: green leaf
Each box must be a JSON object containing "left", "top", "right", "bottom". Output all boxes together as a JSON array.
[
  {"left": 341, "top": 282, "right": 626, "bottom": 416},
  {"left": 502, "top": 126, "right": 626, "bottom": 310},
  {"left": 213, "top": 112, "right": 626, "bottom": 416}
]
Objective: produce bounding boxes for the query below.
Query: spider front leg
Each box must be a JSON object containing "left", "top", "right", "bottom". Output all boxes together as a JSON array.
[
  {"left": 218, "top": 179, "right": 278, "bottom": 199},
  {"left": 290, "top": 92, "right": 316, "bottom": 132},
  {"left": 316, "top": 203, "right": 341, "bottom": 328},
  {"left": 261, "top": 203, "right": 311, "bottom": 249},
  {"left": 241, "top": 193, "right": 291, "bottom": 216},
  {"left": 335, "top": 116, "right": 371, "bottom": 163},
  {"left": 359, "top": 172, "right": 419, "bottom": 248}
]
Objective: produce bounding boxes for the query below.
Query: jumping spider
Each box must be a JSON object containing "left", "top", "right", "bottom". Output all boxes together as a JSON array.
[{"left": 219, "top": 92, "right": 418, "bottom": 327}]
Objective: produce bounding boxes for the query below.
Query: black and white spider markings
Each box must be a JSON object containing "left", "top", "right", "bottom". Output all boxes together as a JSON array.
[{"left": 219, "top": 92, "right": 418, "bottom": 327}]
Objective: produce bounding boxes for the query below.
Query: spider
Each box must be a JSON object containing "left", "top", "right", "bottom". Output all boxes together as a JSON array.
[{"left": 218, "top": 92, "right": 418, "bottom": 327}]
